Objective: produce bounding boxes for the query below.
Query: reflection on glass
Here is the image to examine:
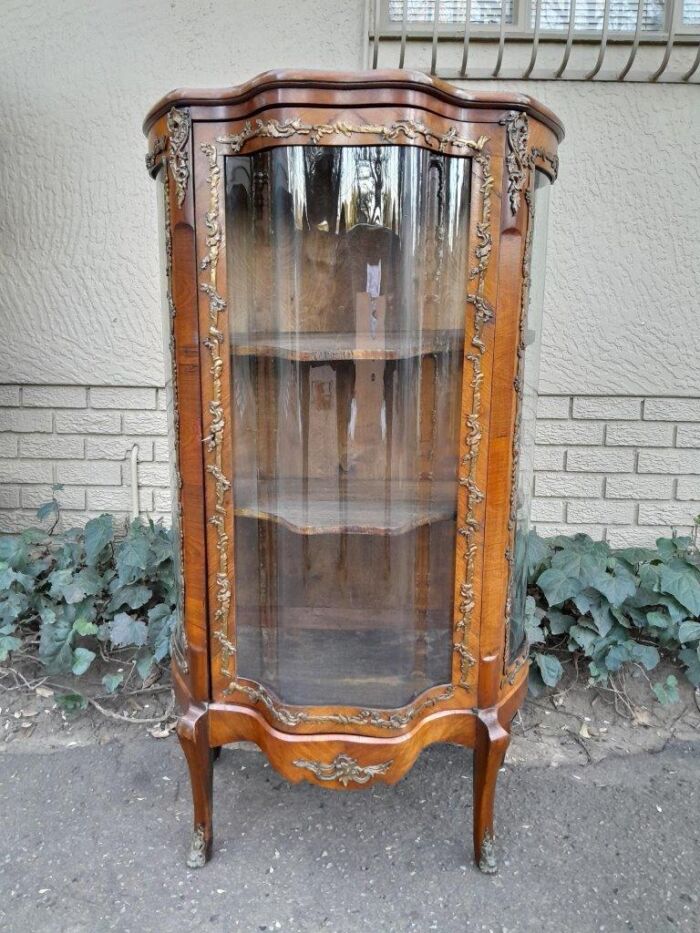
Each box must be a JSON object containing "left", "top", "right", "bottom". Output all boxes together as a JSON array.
[
  {"left": 508, "top": 171, "right": 551, "bottom": 664},
  {"left": 225, "top": 145, "right": 471, "bottom": 708}
]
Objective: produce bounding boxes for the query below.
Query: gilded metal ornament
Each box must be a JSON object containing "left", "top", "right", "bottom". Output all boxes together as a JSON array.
[
  {"left": 478, "top": 830, "right": 498, "bottom": 874},
  {"left": 500, "top": 111, "right": 529, "bottom": 215},
  {"left": 167, "top": 108, "right": 191, "bottom": 208},
  {"left": 217, "top": 117, "right": 487, "bottom": 156},
  {"left": 531, "top": 146, "right": 559, "bottom": 180},
  {"left": 146, "top": 134, "right": 167, "bottom": 174},
  {"left": 293, "top": 753, "right": 393, "bottom": 787},
  {"left": 162, "top": 171, "right": 188, "bottom": 674},
  {"left": 200, "top": 143, "right": 234, "bottom": 678},
  {"left": 223, "top": 679, "right": 455, "bottom": 731},
  {"left": 453, "top": 150, "right": 493, "bottom": 687},
  {"left": 186, "top": 825, "right": 208, "bottom": 869}
]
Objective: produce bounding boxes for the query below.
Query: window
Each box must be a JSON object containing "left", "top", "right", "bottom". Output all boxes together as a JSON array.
[{"left": 385, "top": 0, "right": 700, "bottom": 34}]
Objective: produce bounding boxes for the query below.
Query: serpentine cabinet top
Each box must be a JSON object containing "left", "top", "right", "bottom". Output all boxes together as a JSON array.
[{"left": 142, "top": 68, "right": 565, "bottom": 141}]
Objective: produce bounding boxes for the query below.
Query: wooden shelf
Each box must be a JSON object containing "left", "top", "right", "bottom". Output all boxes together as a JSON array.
[
  {"left": 233, "top": 478, "right": 456, "bottom": 535},
  {"left": 231, "top": 330, "right": 462, "bottom": 362}
]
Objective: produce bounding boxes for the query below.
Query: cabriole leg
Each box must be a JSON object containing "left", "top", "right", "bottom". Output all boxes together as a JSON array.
[
  {"left": 177, "top": 707, "right": 214, "bottom": 868},
  {"left": 473, "top": 708, "right": 510, "bottom": 874}
]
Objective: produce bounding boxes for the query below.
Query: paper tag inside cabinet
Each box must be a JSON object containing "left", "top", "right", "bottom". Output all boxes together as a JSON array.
[{"left": 356, "top": 260, "right": 385, "bottom": 345}]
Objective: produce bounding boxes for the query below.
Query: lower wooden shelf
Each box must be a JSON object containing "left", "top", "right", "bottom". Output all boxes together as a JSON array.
[
  {"left": 233, "top": 477, "right": 456, "bottom": 535},
  {"left": 231, "top": 330, "right": 463, "bottom": 362}
]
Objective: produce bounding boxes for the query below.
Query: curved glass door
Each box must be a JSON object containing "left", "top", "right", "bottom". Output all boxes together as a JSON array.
[
  {"left": 225, "top": 145, "right": 471, "bottom": 708},
  {"left": 508, "top": 170, "right": 551, "bottom": 663}
]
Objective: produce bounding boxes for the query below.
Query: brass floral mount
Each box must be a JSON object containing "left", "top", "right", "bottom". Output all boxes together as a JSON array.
[
  {"left": 293, "top": 753, "right": 393, "bottom": 787},
  {"left": 167, "top": 108, "right": 191, "bottom": 207},
  {"left": 478, "top": 830, "right": 498, "bottom": 874},
  {"left": 217, "top": 117, "right": 487, "bottom": 156},
  {"left": 186, "top": 825, "right": 208, "bottom": 869},
  {"left": 224, "top": 680, "right": 455, "bottom": 731}
]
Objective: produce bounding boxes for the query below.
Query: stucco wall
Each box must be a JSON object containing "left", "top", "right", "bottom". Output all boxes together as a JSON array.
[{"left": 0, "top": 0, "right": 699, "bottom": 542}]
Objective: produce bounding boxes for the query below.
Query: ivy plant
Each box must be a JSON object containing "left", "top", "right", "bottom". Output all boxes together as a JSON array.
[
  {"left": 525, "top": 528, "right": 700, "bottom": 696},
  {"left": 0, "top": 487, "right": 177, "bottom": 691}
]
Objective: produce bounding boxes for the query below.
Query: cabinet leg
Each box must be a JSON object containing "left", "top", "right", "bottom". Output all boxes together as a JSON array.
[
  {"left": 473, "top": 708, "right": 510, "bottom": 874},
  {"left": 177, "top": 708, "right": 213, "bottom": 869}
]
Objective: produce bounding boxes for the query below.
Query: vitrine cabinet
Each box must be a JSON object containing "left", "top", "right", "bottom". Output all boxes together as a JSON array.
[{"left": 144, "top": 70, "right": 562, "bottom": 873}]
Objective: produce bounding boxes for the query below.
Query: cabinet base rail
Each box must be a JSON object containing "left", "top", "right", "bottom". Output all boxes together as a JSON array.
[{"left": 176, "top": 666, "right": 527, "bottom": 874}]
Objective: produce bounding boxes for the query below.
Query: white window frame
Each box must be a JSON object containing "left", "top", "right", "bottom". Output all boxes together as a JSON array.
[{"left": 373, "top": 0, "right": 700, "bottom": 42}]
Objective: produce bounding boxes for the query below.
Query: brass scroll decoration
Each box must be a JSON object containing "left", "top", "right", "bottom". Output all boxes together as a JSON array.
[
  {"left": 453, "top": 150, "right": 493, "bottom": 688},
  {"left": 167, "top": 108, "right": 191, "bottom": 208},
  {"left": 146, "top": 134, "right": 167, "bottom": 174},
  {"left": 293, "top": 753, "right": 393, "bottom": 787},
  {"left": 162, "top": 169, "right": 188, "bottom": 674},
  {"left": 531, "top": 146, "right": 559, "bottom": 181},
  {"left": 500, "top": 111, "right": 529, "bottom": 215},
  {"left": 217, "top": 117, "right": 487, "bottom": 156},
  {"left": 223, "top": 679, "right": 455, "bottom": 730},
  {"left": 200, "top": 144, "right": 235, "bottom": 677}
]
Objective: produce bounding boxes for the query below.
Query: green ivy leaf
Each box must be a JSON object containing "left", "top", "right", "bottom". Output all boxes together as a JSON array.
[
  {"left": 0, "top": 537, "right": 23, "bottom": 564},
  {"left": 73, "top": 618, "right": 99, "bottom": 637},
  {"left": 533, "top": 652, "right": 564, "bottom": 687},
  {"left": 617, "top": 547, "right": 658, "bottom": 567},
  {"left": 56, "top": 692, "right": 88, "bottom": 712},
  {"left": 658, "top": 561, "right": 700, "bottom": 616},
  {"left": 679, "top": 647, "right": 700, "bottom": 686},
  {"left": 568, "top": 624, "right": 599, "bottom": 655},
  {"left": 84, "top": 515, "right": 114, "bottom": 565},
  {"left": 645, "top": 610, "right": 671, "bottom": 629},
  {"left": 148, "top": 607, "right": 176, "bottom": 662},
  {"left": 108, "top": 584, "right": 153, "bottom": 612},
  {"left": 71, "top": 646, "right": 96, "bottom": 676},
  {"left": 588, "top": 566, "right": 637, "bottom": 608},
  {"left": 551, "top": 546, "right": 607, "bottom": 586},
  {"left": 656, "top": 537, "right": 679, "bottom": 561},
  {"left": 536, "top": 568, "right": 583, "bottom": 607},
  {"left": 109, "top": 612, "right": 147, "bottom": 648},
  {"left": 678, "top": 620, "right": 700, "bottom": 644},
  {"left": 545, "top": 609, "right": 576, "bottom": 635},
  {"left": 627, "top": 643, "right": 660, "bottom": 670},
  {"left": 0, "top": 591, "right": 29, "bottom": 625},
  {"left": 39, "top": 608, "right": 75, "bottom": 673},
  {"left": 102, "top": 673, "right": 124, "bottom": 694},
  {"left": 0, "top": 634, "right": 22, "bottom": 661},
  {"left": 651, "top": 674, "right": 679, "bottom": 705},
  {"left": 136, "top": 649, "right": 155, "bottom": 680},
  {"left": 36, "top": 500, "right": 58, "bottom": 522}
]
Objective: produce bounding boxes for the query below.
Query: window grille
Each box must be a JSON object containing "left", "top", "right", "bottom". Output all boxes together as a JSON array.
[{"left": 370, "top": 0, "right": 700, "bottom": 80}]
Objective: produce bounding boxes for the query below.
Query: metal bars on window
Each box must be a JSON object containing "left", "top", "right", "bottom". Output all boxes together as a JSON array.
[{"left": 370, "top": 0, "right": 700, "bottom": 80}]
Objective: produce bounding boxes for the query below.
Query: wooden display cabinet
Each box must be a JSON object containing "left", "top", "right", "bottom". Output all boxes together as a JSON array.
[{"left": 144, "top": 70, "right": 563, "bottom": 873}]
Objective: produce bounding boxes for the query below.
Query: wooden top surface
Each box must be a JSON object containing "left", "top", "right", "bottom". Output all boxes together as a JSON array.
[{"left": 143, "top": 68, "right": 565, "bottom": 140}]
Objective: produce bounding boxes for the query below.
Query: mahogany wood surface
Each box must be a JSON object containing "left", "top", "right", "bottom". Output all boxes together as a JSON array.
[{"left": 147, "top": 70, "right": 561, "bottom": 874}]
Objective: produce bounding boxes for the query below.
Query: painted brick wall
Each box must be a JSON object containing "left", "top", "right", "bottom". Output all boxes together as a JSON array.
[
  {"left": 532, "top": 395, "right": 700, "bottom": 546},
  {"left": 0, "top": 387, "right": 699, "bottom": 547},
  {"left": 0, "top": 385, "right": 171, "bottom": 532}
]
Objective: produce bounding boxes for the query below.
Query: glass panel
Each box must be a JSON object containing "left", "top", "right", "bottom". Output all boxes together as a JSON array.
[
  {"left": 508, "top": 171, "right": 550, "bottom": 664},
  {"left": 225, "top": 145, "right": 471, "bottom": 708},
  {"left": 532, "top": 0, "right": 665, "bottom": 31},
  {"left": 389, "top": 0, "right": 515, "bottom": 25}
]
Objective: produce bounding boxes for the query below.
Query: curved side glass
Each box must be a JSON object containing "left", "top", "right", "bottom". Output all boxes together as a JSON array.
[
  {"left": 508, "top": 171, "right": 551, "bottom": 664},
  {"left": 225, "top": 144, "right": 471, "bottom": 708}
]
